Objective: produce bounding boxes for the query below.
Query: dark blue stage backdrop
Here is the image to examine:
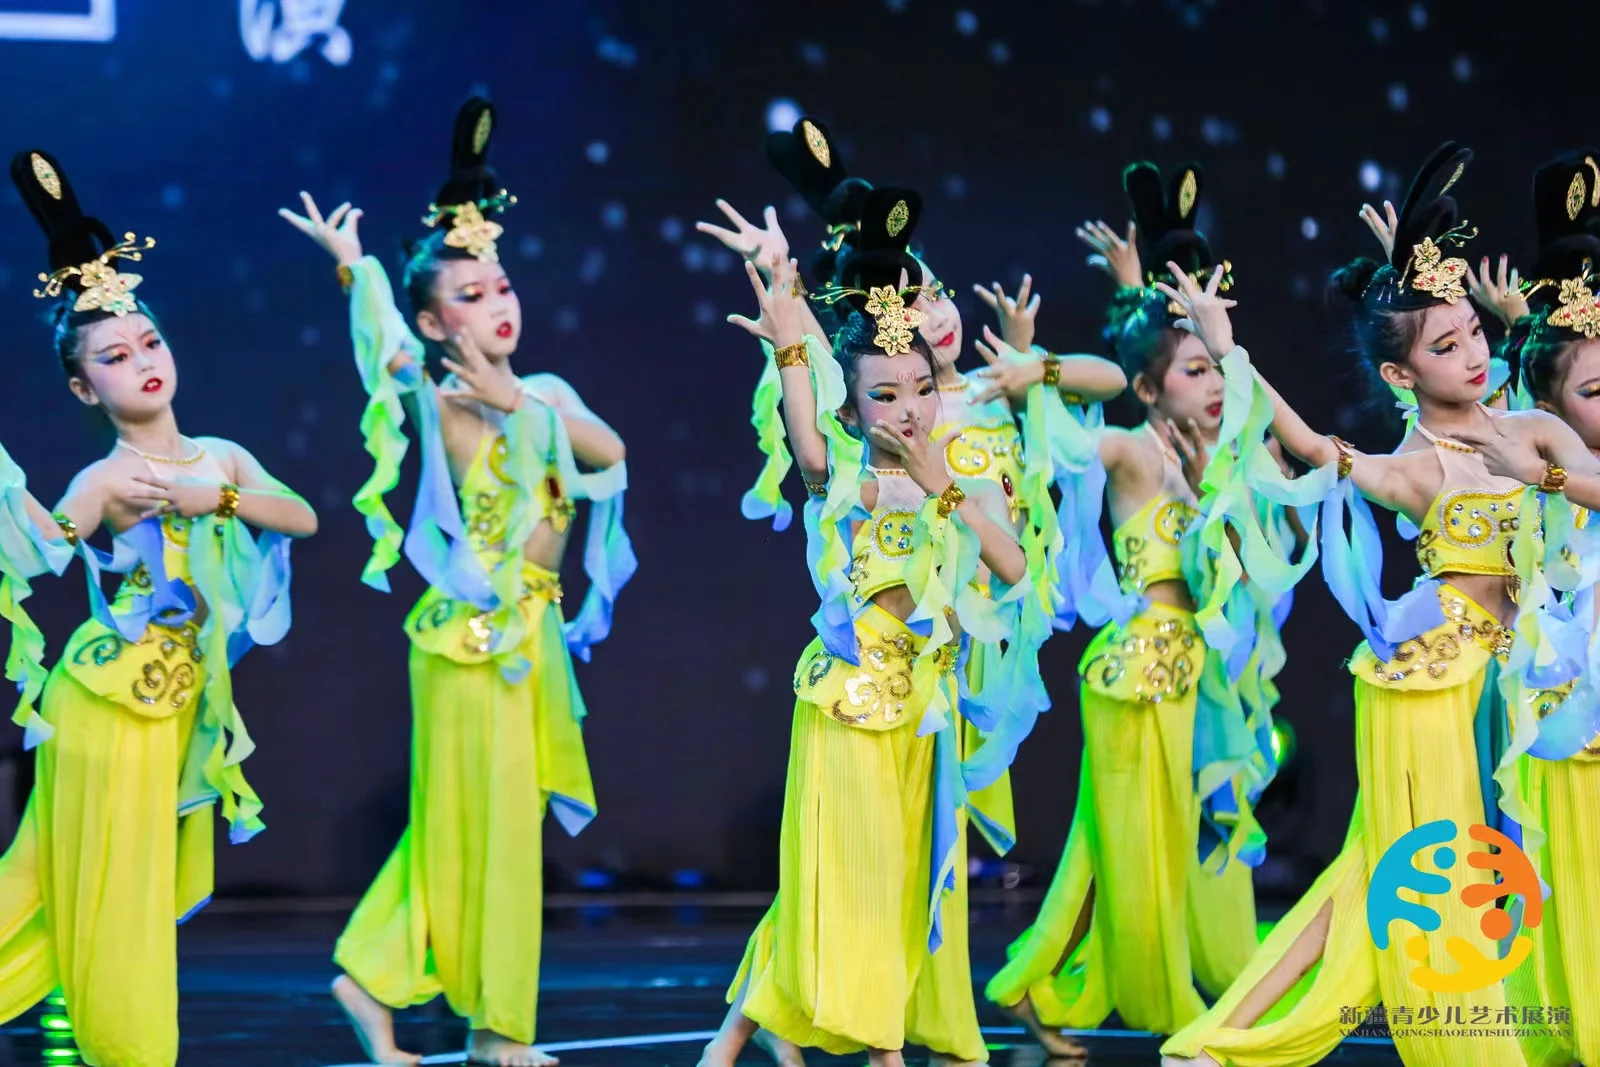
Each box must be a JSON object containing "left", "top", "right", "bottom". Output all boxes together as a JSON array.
[{"left": 0, "top": 0, "right": 1587, "bottom": 899}]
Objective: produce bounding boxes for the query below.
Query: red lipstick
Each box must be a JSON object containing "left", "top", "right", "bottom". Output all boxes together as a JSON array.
[
  {"left": 496, "top": 322, "right": 513, "bottom": 339},
  {"left": 141, "top": 378, "right": 163, "bottom": 394}
]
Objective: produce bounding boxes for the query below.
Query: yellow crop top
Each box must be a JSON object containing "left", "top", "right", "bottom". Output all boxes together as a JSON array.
[
  {"left": 933, "top": 376, "right": 1025, "bottom": 524},
  {"left": 1114, "top": 494, "right": 1197, "bottom": 594},
  {"left": 1410, "top": 422, "right": 1525, "bottom": 579},
  {"left": 1111, "top": 425, "right": 1199, "bottom": 595},
  {"left": 848, "top": 468, "right": 928, "bottom": 603},
  {"left": 462, "top": 415, "right": 576, "bottom": 567}
]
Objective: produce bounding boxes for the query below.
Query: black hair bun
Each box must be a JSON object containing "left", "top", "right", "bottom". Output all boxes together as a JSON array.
[{"left": 1330, "top": 257, "right": 1383, "bottom": 304}]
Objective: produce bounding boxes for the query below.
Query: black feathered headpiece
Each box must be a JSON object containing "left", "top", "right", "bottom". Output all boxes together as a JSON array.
[
  {"left": 1360, "top": 142, "right": 1477, "bottom": 311},
  {"left": 12, "top": 149, "right": 154, "bottom": 317},
  {"left": 421, "top": 97, "right": 516, "bottom": 262}
]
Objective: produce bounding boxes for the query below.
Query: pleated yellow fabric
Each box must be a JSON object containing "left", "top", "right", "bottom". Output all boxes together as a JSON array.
[
  {"left": 0, "top": 627, "right": 210, "bottom": 1067},
  {"left": 1509, "top": 754, "right": 1600, "bottom": 1067},
  {"left": 1162, "top": 605, "right": 1536, "bottom": 1067},
  {"left": 731, "top": 604, "right": 984, "bottom": 1061},
  {"left": 985, "top": 601, "right": 1257, "bottom": 1035},
  {"left": 335, "top": 563, "right": 593, "bottom": 1046}
]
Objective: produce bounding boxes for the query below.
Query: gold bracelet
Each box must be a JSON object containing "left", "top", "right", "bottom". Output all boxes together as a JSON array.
[
  {"left": 216, "top": 484, "right": 241, "bottom": 519},
  {"left": 774, "top": 341, "right": 809, "bottom": 369},
  {"left": 1540, "top": 462, "right": 1568, "bottom": 495},
  {"left": 1040, "top": 356, "right": 1061, "bottom": 387},
  {"left": 336, "top": 263, "right": 355, "bottom": 292},
  {"left": 802, "top": 477, "right": 828, "bottom": 499},
  {"left": 52, "top": 513, "right": 79, "bottom": 547},
  {"left": 936, "top": 482, "right": 967, "bottom": 519},
  {"left": 1329, "top": 436, "right": 1355, "bottom": 481}
]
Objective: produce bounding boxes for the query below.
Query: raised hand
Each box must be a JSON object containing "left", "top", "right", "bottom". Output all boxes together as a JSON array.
[
  {"left": 696, "top": 200, "right": 792, "bottom": 278},
  {"left": 1359, "top": 200, "right": 1399, "bottom": 261},
  {"left": 1466, "top": 254, "right": 1530, "bottom": 328},
  {"left": 1075, "top": 219, "right": 1142, "bottom": 287},
  {"left": 1152, "top": 261, "right": 1237, "bottom": 361},
  {"left": 971, "top": 326, "right": 1043, "bottom": 405},
  {"left": 1160, "top": 417, "right": 1210, "bottom": 499},
  {"left": 439, "top": 331, "right": 525, "bottom": 414},
  {"left": 727, "top": 256, "right": 808, "bottom": 348},
  {"left": 972, "top": 274, "right": 1040, "bottom": 352},
  {"left": 867, "top": 410, "right": 961, "bottom": 498},
  {"left": 279, "top": 191, "right": 364, "bottom": 267}
]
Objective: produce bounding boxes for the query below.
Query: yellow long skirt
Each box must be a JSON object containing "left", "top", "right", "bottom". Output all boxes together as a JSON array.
[
  {"left": 0, "top": 648, "right": 212, "bottom": 1067},
  {"left": 335, "top": 575, "right": 594, "bottom": 1046},
  {"left": 1509, "top": 755, "right": 1600, "bottom": 1067},
  {"left": 732, "top": 611, "right": 984, "bottom": 1061},
  {"left": 986, "top": 605, "right": 1257, "bottom": 1035},
  {"left": 1161, "top": 646, "right": 1535, "bottom": 1067}
]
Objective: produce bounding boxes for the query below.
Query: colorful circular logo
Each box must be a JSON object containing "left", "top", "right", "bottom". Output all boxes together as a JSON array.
[{"left": 1366, "top": 819, "right": 1542, "bottom": 993}]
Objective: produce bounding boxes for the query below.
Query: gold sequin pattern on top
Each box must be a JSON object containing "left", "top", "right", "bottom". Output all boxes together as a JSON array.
[
  {"left": 72, "top": 621, "right": 204, "bottom": 713},
  {"left": 469, "top": 434, "right": 576, "bottom": 555},
  {"left": 942, "top": 424, "right": 1024, "bottom": 521},
  {"left": 797, "top": 635, "right": 960, "bottom": 729},
  {"left": 1373, "top": 594, "right": 1512, "bottom": 684},
  {"left": 848, "top": 508, "right": 919, "bottom": 604},
  {"left": 1115, "top": 498, "right": 1198, "bottom": 594},
  {"left": 1415, "top": 487, "right": 1521, "bottom": 577},
  {"left": 1081, "top": 613, "right": 1199, "bottom": 703}
]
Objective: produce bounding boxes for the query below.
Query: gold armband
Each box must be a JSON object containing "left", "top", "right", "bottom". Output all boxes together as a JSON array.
[
  {"left": 53, "top": 513, "right": 79, "bottom": 547},
  {"left": 1540, "top": 463, "right": 1568, "bottom": 495},
  {"left": 936, "top": 482, "right": 967, "bottom": 519},
  {"left": 216, "top": 484, "right": 241, "bottom": 520},
  {"left": 336, "top": 263, "right": 355, "bottom": 292},
  {"left": 1040, "top": 356, "right": 1061, "bottom": 388},
  {"left": 1330, "top": 436, "right": 1355, "bottom": 481},
  {"left": 802, "top": 477, "right": 828, "bottom": 499},
  {"left": 774, "top": 341, "right": 809, "bottom": 369}
]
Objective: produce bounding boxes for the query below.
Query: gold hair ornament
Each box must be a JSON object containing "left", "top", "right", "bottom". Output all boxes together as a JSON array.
[
  {"left": 1151, "top": 261, "right": 1235, "bottom": 316},
  {"left": 422, "top": 190, "right": 518, "bottom": 262},
  {"left": 814, "top": 282, "right": 933, "bottom": 356},
  {"left": 1544, "top": 262, "right": 1600, "bottom": 340},
  {"left": 1403, "top": 224, "right": 1477, "bottom": 303},
  {"left": 801, "top": 120, "right": 830, "bottom": 168},
  {"left": 34, "top": 233, "right": 156, "bottom": 316},
  {"left": 820, "top": 222, "right": 858, "bottom": 253}
]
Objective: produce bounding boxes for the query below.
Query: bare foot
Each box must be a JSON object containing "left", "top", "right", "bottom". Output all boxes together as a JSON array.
[
  {"left": 469, "top": 1030, "right": 557, "bottom": 1067},
  {"left": 1161, "top": 1054, "right": 1222, "bottom": 1067},
  {"left": 998, "top": 995, "right": 1088, "bottom": 1060},
  {"left": 331, "top": 974, "right": 421, "bottom": 1065},
  {"left": 867, "top": 1049, "right": 905, "bottom": 1067},
  {"left": 752, "top": 1028, "right": 807, "bottom": 1067}
]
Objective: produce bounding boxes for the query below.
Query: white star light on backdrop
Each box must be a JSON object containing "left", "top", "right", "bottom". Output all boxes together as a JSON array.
[
  {"left": 240, "top": 0, "right": 351, "bottom": 66},
  {"left": 0, "top": 0, "right": 114, "bottom": 41}
]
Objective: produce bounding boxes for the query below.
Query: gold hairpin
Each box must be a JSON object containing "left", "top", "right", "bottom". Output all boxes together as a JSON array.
[
  {"left": 1545, "top": 263, "right": 1600, "bottom": 339},
  {"left": 1404, "top": 224, "right": 1476, "bottom": 303},
  {"left": 422, "top": 190, "right": 518, "bottom": 262},
  {"left": 815, "top": 281, "right": 931, "bottom": 356},
  {"left": 820, "top": 222, "right": 858, "bottom": 253},
  {"left": 34, "top": 232, "right": 156, "bottom": 316}
]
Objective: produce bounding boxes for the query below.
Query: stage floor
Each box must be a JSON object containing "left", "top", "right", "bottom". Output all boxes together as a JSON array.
[{"left": 0, "top": 903, "right": 1403, "bottom": 1066}]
